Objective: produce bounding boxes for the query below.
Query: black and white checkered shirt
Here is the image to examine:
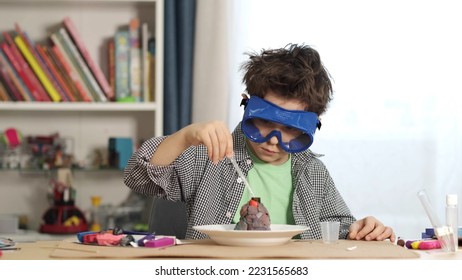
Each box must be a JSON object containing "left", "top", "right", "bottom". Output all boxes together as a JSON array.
[{"left": 124, "top": 124, "right": 356, "bottom": 239}]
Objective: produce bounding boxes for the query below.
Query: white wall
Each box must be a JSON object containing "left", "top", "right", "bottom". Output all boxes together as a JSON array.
[
  {"left": 192, "top": 0, "right": 462, "bottom": 240},
  {"left": 230, "top": 0, "right": 462, "bottom": 239}
]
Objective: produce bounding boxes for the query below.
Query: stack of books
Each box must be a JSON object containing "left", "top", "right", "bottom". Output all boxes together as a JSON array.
[{"left": 0, "top": 17, "right": 155, "bottom": 103}]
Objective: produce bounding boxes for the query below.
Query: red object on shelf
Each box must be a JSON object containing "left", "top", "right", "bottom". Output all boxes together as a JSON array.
[{"left": 40, "top": 205, "right": 88, "bottom": 234}]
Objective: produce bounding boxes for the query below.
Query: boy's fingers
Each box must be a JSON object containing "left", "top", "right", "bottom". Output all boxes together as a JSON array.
[
  {"left": 348, "top": 222, "right": 360, "bottom": 239},
  {"left": 208, "top": 130, "right": 220, "bottom": 163}
]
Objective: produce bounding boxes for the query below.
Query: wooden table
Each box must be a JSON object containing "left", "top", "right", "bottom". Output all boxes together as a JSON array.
[{"left": 3, "top": 238, "right": 460, "bottom": 260}]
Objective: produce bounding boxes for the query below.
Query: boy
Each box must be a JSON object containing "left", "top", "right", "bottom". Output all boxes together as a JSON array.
[{"left": 124, "top": 44, "right": 395, "bottom": 242}]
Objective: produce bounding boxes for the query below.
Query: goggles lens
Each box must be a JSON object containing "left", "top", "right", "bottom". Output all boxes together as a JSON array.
[{"left": 241, "top": 96, "right": 319, "bottom": 153}]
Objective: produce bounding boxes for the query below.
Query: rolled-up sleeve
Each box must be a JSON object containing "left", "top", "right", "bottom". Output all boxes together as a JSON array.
[{"left": 123, "top": 136, "right": 182, "bottom": 200}]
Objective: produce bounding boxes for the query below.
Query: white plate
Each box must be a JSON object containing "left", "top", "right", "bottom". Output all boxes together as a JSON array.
[{"left": 193, "top": 224, "right": 309, "bottom": 247}]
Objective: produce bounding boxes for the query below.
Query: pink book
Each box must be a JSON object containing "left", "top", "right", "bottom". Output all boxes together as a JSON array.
[
  {"left": 1, "top": 42, "right": 42, "bottom": 101},
  {"left": 63, "top": 17, "right": 114, "bottom": 101},
  {"left": 2, "top": 31, "right": 50, "bottom": 101}
]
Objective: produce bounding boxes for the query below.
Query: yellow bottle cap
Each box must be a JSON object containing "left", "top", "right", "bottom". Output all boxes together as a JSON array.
[{"left": 91, "top": 196, "right": 102, "bottom": 207}]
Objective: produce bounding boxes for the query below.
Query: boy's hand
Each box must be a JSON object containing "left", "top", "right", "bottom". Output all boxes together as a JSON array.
[
  {"left": 348, "top": 216, "right": 395, "bottom": 242},
  {"left": 183, "top": 121, "right": 234, "bottom": 164}
]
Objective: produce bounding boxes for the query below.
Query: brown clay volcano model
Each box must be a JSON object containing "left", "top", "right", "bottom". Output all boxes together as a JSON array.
[{"left": 234, "top": 197, "right": 271, "bottom": 230}]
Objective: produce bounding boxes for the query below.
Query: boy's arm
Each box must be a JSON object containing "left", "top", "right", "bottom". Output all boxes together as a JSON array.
[{"left": 149, "top": 128, "right": 190, "bottom": 166}]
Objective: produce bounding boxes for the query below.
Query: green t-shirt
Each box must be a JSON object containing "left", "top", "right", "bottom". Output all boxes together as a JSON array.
[{"left": 233, "top": 148, "right": 295, "bottom": 225}]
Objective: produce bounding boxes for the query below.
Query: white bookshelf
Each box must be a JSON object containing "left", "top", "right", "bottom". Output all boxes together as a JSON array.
[
  {"left": 0, "top": 0, "right": 164, "bottom": 137},
  {"left": 0, "top": 0, "right": 164, "bottom": 231}
]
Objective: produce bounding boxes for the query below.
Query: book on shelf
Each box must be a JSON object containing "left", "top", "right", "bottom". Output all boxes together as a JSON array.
[
  {"left": 50, "top": 31, "right": 95, "bottom": 102},
  {"left": 1, "top": 41, "right": 42, "bottom": 101},
  {"left": 129, "top": 18, "right": 142, "bottom": 102},
  {"left": 0, "top": 52, "right": 24, "bottom": 101},
  {"left": 0, "top": 80, "right": 9, "bottom": 101},
  {"left": 148, "top": 37, "right": 156, "bottom": 103},
  {"left": 42, "top": 45, "right": 81, "bottom": 102},
  {"left": 50, "top": 43, "right": 92, "bottom": 102},
  {"left": 114, "top": 30, "right": 132, "bottom": 102},
  {"left": 0, "top": 43, "right": 31, "bottom": 101},
  {"left": 14, "top": 35, "right": 61, "bottom": 102},
  {"left": 142, "top": 22, "right": 156, "bottom": 103},
  {"left": 63, "top": 16, "right": 114, "bottom": 101},
  {"left": 107, "top": 39, "right": 115, "bottom": 95},
  {"left": 0, "top": 49, "right": 32, "bottom": 101},
  {"left": 0, "top": 69, "right": 15, "bottom": 101},
  {"left": 36, "top": 44, "right": 76, "bottom": 102},
  {"left": 35, "top": 42, "right": 73, "bottom": 102},
  {"left": 2, "top": 31, "right": 50, "bottom": 102},
  {"left": 14, "top": 23, "right": 62, "bottom": 102},
  {"left": 58, "top": 27, "right": 107, "bottom": 102},
  {"left": 0, "top": 17, "right": 155, "bottom": 103},
  {"left": 141, "top": 22, "right": 149, "bottom": 103},
  {"left": 50, "top": 32, "right": 96, "bottom": 102}
]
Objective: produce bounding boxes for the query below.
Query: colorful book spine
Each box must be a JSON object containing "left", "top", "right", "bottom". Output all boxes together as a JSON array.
[
  {"left": 59, "top": 27, "right": 107, "bottom": 102},
  {"left": 14, "top": 35, "right": 61, "bottom": 102},
  {"left": 36, "top": 44, "right": 75, "bottom": 102},
  {"left": 63, "top": 16, "right": 114, "bottom": 101},
  {"left": 129, "top": 18, "right": 142, "bottom": 102},
  {"left": 34, "top": 43, "right": 70, "bottom": 102},
  {"left": 50, "top": 44, "right": 92, "bottom": 102},
  {"left": 107, "top": 39, "right": 115, "bottom": 94},
  {"left": 0, "top": 56, "right": 23, "bottom": 101},
  {"left": 50, "top": 33, "right": 94, "bottom": 102},
  {"left": 45, "top": 45, "right": 82, "bottom": 102},
  {"left": 148, "top": 37, "right": 156, "bottom": 102},
  {"left": 2, "top": 31, "right": 50, "bottom": 102},
  {"left": 0, "top": 49, "right": 32, "bottom": 101},
  {"left": 0, "top": 42, "right": 41, "bottom": 101},
  {"left": 15, "top": 23, "right": 64, "bottom": 102},
  {"left": 141, "top": 22, "right": 149, "bottom": 103},
  {"left": 0, "top": 81, "right": 10, "bottom": 101},
  {"left": 114, "top": 30, "right": 132, "bottom": 102}
]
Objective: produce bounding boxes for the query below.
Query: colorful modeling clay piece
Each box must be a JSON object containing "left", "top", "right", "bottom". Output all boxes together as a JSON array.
[
  {"left": 397, "top": 239, "right": 406, "bottom": 247},
  {"left": 144, "top": 237, "right": 176, "bottom": 248},
  {"left": 402, "top": 239, "right": 441, "bottom": 250},
  {"left": 234, "top": 197, "right": 271, "bottom": 231},
  {"left": 415, "top": 240, "right": 441, "bottom": 250},
  {"left": 77, "top": 231, "right": 96, "bottom": 243},
  {"left": 137, "top": 234, "right": 156, "bottom": 247},
  {"left": 95, "top": 233, "right": 124, "bottom": 246},
  {"left": 82, "top": 233, "right": 99, "bottom": 244}
]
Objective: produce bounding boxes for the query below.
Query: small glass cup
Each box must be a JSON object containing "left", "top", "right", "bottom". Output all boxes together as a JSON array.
[{"left": 320, "top": 221, "right": 340, "bottom": 244}]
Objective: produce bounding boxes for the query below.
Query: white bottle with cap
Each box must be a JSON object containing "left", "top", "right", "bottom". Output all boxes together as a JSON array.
[{"left": 446, "top": 194, "right": 458, "bottom": 250}]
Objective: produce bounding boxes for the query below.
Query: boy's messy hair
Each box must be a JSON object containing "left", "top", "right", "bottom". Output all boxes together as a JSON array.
[{"left": 241, "top": 43, "right": 333, "bottom": 115}]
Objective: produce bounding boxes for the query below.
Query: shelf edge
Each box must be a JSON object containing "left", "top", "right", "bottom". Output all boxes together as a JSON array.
[{"left": 0, "top": 102, "right": 158, "bottom": 111}]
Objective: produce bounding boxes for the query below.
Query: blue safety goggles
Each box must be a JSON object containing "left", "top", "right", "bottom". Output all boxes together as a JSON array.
[{"left": 241, "top": 96, "right": 320, "bottom": 153}]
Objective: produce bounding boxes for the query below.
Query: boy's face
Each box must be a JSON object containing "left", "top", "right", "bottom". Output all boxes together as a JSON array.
[{"left": 246, "top": 91, "right": 306, "bottom": 165}]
